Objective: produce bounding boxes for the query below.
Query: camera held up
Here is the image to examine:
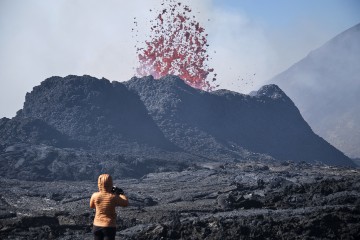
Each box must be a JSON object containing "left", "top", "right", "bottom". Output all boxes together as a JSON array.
[{"left": 111, "top": 186, "right": 124, "bottom": 195}]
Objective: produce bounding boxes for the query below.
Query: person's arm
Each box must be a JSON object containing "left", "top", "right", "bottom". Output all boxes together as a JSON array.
[
  {"left": 90, "top": 193, "right": 96, "bottom": 209},
  {"left": 116, "top": 194, "right": 129, "bottom": 207}
]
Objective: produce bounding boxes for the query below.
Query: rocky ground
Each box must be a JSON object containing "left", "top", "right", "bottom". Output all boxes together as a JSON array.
[{"left": 1, "top": 160, "right": 359, "bottom": 240}]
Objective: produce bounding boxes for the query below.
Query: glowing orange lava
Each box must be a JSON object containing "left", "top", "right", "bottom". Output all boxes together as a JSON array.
[{"left": 135, "top": 0, "right": 216, "bottom": 91}]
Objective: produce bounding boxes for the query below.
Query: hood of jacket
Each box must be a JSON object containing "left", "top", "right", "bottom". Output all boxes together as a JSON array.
[{"left": 98, "top": 174, "right": 113, "bottom": 193}]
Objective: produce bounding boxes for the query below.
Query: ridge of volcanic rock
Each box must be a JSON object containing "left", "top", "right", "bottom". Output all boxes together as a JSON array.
[
  {"left": 18, "top": 75, "right": 173, "bottom": 152},
  {"left": 125, "top": 75, "right": 355, "bottom": 167}
]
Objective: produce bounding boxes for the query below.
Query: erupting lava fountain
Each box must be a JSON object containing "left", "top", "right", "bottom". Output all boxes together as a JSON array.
[{"left": 134, "top": 0, "right": 217, "bottom": 91}]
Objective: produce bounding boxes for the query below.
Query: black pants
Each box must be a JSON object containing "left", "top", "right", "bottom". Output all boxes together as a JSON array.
[{"left": 93, "top": 226, "right": 116, "bottom": 240}]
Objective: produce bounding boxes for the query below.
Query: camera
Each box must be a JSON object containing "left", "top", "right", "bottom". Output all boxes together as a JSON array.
[{"left": 111, "top": 186, "right": 124, "bottom": 195}]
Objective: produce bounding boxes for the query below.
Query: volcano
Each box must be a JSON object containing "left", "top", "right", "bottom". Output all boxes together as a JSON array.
[{"left": 0, "top": 75, "right": 355, "bottom": 180}]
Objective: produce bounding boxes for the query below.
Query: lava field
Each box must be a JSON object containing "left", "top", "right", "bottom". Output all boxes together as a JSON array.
[{"left": 1, "top": 160, "right": 359, "bottom": 239}]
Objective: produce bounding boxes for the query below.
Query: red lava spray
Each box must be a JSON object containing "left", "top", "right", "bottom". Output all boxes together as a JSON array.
[{"left": 134, "top": 0, "right": 217, "bottom": 91}]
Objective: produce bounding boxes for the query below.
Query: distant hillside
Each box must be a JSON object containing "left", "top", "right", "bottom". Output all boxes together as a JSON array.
[
  {"left": 270, "top": 23, "right": 360, "bottom": 158},
  {"left": 0, "top": 75, "right": 355, "bottom": 180}
]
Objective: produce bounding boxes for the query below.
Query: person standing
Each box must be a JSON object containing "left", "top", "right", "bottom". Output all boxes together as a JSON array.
[{"left": 90, "top": 174, "right": 128, "bottom": 240}]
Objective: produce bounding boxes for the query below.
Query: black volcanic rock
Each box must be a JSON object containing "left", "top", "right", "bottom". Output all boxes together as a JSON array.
[
  {"left": 18, "top": 75, "right": 173, "bottom": 153},
  {"left": 1, "top": 74, "right": 359, "bottom": 239},
  {"left": 0, "top": 74, "right": 355, "bottom": 181},
  {"left": 0, "top": 162, "right": 359, "bottom": 239},
  {"left": 0, "top": 117, "right": 72, "bottom": 147},
  {"left": 126, "top": 75, "right": 354, "bottom": 166}
]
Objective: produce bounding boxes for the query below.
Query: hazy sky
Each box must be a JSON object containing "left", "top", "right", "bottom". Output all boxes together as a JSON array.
[{"left": 1, "top": 0, "right": 360, "bottom": 118}]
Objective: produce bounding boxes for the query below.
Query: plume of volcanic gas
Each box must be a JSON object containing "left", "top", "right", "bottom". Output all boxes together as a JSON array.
[{"left": 134, "top": 0, "right": 216, "bottom": 91}]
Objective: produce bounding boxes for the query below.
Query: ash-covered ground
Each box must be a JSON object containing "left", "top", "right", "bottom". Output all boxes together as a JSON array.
[{"left": 1, "top": 160, "right": 359, "bottom": 240}]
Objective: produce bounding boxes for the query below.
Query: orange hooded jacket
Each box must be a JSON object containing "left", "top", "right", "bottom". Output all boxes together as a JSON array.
[{"left": 90, "top": 174, "right": 128, "bottom": 227}]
